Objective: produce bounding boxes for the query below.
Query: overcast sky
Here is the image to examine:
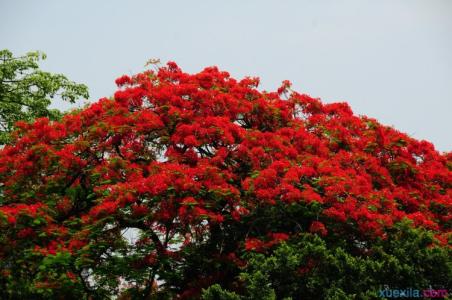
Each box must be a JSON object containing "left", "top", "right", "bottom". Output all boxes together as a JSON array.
[{"left": 1, "top": 0, "right": 451, "bottom": 151}]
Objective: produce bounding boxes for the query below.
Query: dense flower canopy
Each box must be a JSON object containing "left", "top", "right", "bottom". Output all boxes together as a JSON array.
[{"left": 0, "top": 62, "right": 450, "bottom": 299}]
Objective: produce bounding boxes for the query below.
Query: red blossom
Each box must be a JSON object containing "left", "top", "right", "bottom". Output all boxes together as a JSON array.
[
  {"left": 66, "top": 271, "right": 77, "bottom": 282},
  {"left": 115, "top": 75, "right": 132, "bottom": 86},
  {"left": 17, "top": 227, "right": 35, "bottom": 238},
  {"left": 309, "top": 221, "right": 328, "bottom": 236},
  {"left": 245, "top": 238, "right": 266, "bottom": 252}
]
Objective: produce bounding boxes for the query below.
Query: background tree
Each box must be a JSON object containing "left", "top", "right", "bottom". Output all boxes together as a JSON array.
[
  {"left": 0, "top": 62, "right": 450, "bottom": 299},
  {"left": 0, "top": 49, "right": 89, "bottom": 144}
]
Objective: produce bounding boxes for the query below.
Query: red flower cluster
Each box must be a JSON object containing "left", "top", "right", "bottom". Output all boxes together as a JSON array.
[{"left": 244, "top": 233, "right": 289, "bottom": 252}]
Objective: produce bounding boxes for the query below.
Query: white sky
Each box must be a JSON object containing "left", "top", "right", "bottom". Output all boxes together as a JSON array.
[{"left": 1, "top": 0, "right": 451, "bottom": 151}]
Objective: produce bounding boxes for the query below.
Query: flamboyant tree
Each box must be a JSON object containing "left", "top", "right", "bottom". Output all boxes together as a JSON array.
[{"left": 0, "top": 62, "right": 450, "bottom": 299}]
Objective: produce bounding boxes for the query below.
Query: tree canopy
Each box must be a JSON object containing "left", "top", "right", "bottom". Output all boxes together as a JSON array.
[
  {"left": 0, "top": 49, "right": 88, "bottom": 144},
  {"left": 0, "top": 62, "right": 450, "bottom": 299}
]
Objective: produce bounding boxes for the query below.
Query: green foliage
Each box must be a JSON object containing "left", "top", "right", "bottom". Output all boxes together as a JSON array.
[
  {"left": 201, "top": 221, "right": 451, "bottom": 300},
  {"left": 202, "top": 284, "right": 241, "bottom": 300},
  {"left": 0, "top": 49, "right": 88, "bottom": 144}
]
